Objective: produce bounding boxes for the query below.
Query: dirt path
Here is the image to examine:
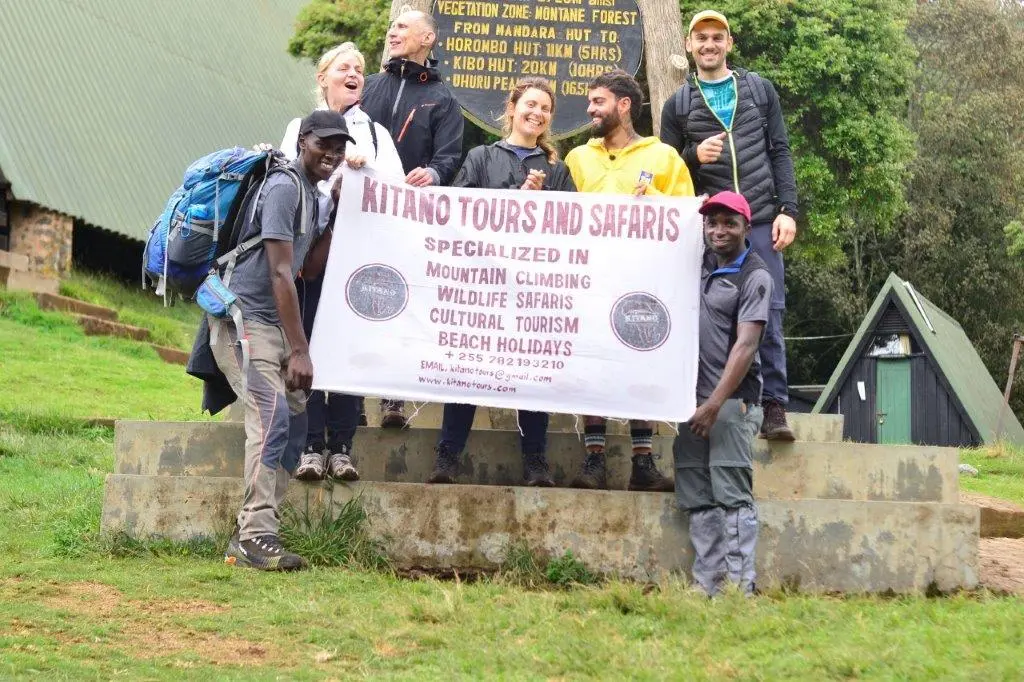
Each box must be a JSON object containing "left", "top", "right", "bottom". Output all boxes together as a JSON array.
[{"left": 978, "top": 538, "right": 1024, "bottom": 595}]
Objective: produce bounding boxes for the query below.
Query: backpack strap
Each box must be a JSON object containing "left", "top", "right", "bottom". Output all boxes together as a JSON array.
[
  {"left": 742, "top": 70, "right": 773, "bottom": 151},
  {"left": 369, "top": 122, "right": 379, "bottom": 157},
  {"left": 674, "top": 81, "right": 693, "bottom": 120}
]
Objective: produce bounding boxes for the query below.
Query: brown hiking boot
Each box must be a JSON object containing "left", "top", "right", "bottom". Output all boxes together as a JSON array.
[
  {"left": 570, "top": 451, "right": 607, "bottom": 490},
  {"left": 627, "top": 454, "right": 675, "bottom": 492},
  {"left": 380, "top": 400, "right": 407, "bottom": 429},
  {"left": 760, "top": 400, "right": 795, "bottom": 441}
]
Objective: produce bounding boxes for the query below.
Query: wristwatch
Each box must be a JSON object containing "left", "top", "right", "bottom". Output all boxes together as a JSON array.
[{"left": 778, "top": 204, "right": 799, "bottom": 219}]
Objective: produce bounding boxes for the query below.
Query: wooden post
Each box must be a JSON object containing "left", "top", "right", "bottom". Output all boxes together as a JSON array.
[
  {"left": 390, "top": 0, "right": 686, "bottom": 136},
  {"left": 636, "top": 0, "right": 687, "bottom": 136},
  {"left": 996, "top": 333, "right": 1023, "bottom": 440}
]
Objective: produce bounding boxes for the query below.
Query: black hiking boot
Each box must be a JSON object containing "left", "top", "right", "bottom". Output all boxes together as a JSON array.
[
  {"left": 522, "top": 452, "right": 555, "bottom": 487},
  {"left": 427, "top": 445, "right": 459, "bottom": 484},
  {"left": 627, "top": 453, "right": 674, "bottom": 492},
  {"left": 224, "top": 534, "right": 307, "bottom": 571},
  {"left": 571, "top": 451, "right": 607, "bottom": 490},
  {"left": 760, "top": 400, "right": 795, "bottom": 441},
  {"left": 380, "top": 400, "right": 408, "bottom": 429}
]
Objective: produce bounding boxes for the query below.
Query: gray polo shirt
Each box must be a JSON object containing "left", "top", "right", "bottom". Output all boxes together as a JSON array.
[
  {"left": 228, "top": 161, "right": 321, "bottom": 326},
  {"left": 697, "top": 247, "right": 773, "bottom": 403}
]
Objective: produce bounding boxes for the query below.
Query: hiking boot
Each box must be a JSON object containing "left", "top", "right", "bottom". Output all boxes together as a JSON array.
[
  {"left": 224, "top": 534, "right": 307, "bottom": 571},
  {"left": 760, "top": 400, "right": 795, "bottom": 442},
  {"left": 295, "top": 447, "right": 326, "bottom": 481},
  {"left": 327, "top": 445, "right": 359, "bottom": 481},
  {"left": 571, "top": 451, "right": 607, "bottom": 490},
  {"left": 522, "top": 452, "right": 555, "bottom": 487},
  {"left": 426, "top": 445, "right": 459, "bottom": 484},
  {"left": 628, "top": 454, "right": 674, "bottom": 492},
  {"left": 380, "top": 400, "right": 407, "bottom": 429}
]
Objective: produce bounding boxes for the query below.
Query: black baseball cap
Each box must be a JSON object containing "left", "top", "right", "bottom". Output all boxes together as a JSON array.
[{"left": 298, "top": 110, "right": 355, "bottom": 143}]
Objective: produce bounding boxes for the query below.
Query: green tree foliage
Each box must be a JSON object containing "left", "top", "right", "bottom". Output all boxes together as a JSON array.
[
  {"left": 287, "top": 0, "right": 391, "bottom": 67},
  {"left": 895, "top": 0, "right": 1024, "bottom": 415}
]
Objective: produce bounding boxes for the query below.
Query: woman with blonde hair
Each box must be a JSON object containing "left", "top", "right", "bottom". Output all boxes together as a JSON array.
[
  {"left": 427, "top": 77, "right": 576, "bottom": 487},
  {"left": 282, "top": 43, "right": 404, "bottom": 485}
]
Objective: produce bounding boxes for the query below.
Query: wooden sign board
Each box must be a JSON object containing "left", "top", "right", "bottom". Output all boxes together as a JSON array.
[{"left": 432, "top": 0, "right": 644, "bottom": 139}]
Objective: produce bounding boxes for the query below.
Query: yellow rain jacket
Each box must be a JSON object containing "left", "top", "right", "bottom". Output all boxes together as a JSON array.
[{"left": 564, "top": 136, "right": 695, "bottom": 197}]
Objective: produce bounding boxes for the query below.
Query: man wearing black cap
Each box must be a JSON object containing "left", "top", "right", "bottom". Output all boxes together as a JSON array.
[
  {"left": 213, "top": 110, "right": 353, "bottom": 571},
  {"left": 674, "top": 190, "right": 772, "bottom": 597},
  {"left": 661, "top": 9, "right": 798, "bottom": 441}
]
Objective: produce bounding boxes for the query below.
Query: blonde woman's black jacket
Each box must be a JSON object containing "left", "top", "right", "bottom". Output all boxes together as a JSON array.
[{"left": 453, "top": 141, "right": 576, "bottom": 191}]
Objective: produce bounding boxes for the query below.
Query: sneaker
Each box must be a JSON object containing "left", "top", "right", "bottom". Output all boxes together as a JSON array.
[
  {"left": 327, "top": 445, "right": 360, "bottom": 481},
  {"left": 295, "top": 447, "right": 326, "bottom": 482},
  {"left": 760, "top": 400, "right": 795, "bottom": 441},
  {"left": 427, "top": 445, "right": 459, "bottom": 484},
  {"left": 224, "top": 534, "right": 307, "bottom": 571},
  {"left": 380, "top": 400, "right": 407, "bottom": 429},
  {"left": 571, "top": 451, "right": 607, "bottom": 490},
  {"left": 522, "top": 452, "right": 555, "bottom": 487},
  {"left": 628, "top": 453, "right": 674, "bottom": 492}
]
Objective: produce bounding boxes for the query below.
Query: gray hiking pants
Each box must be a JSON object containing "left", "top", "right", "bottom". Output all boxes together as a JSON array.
[
  {"left": 674, "top": 399, "right": 762, "bottom": 596},
  {"left": 210, "top": 316, "right": 306, "bottom": 542}
]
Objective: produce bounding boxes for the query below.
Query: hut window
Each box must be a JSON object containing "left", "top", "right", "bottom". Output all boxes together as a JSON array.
[{"left": 867, "top": 333, "right": 911, "bottom": 357}]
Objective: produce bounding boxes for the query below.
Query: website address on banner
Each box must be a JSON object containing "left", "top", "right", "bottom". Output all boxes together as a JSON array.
[{"left": 417, "top": 373, "right": 555, "bottom": 393}]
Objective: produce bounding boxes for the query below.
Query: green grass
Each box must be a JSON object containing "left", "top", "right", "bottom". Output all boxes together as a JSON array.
[
  {"left": 60, "top": 270, "right": 202, "bottom": 350},
  {"left": 2, "top": 270, "right": 1024, "bottom": 678},
  {"left": 0, "top": 289, "right": 208, "bottom": 421},
  {"left": 960, "top": 442, "right": 1024, "bottom": 506}
]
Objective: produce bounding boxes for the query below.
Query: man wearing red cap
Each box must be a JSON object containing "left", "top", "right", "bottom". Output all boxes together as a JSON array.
[
  {"left": 674, "top": 190, "right": 772, "bottom": 597},
  {"left": 661, "top": 9, "right": 798, "bottom": 441}
]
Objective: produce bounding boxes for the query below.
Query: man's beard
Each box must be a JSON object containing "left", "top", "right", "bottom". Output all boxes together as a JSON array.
[{"left": 591, "top": 109, "right": 621, "bottom": 138}]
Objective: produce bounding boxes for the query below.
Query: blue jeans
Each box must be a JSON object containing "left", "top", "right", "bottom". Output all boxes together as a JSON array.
[
  {"left": 748, "top": 224, "right": 788, "bottom": 405},
  {"left": 439, "top": 403, "right": 549, "bottom": 455},
  {"left": 299, "top": 276, "right": 363, "bottom": 451}
]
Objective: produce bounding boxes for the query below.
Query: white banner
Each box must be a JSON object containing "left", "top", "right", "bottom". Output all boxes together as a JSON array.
[{"left": 310, "top": 168, "right": 704, "bottom": 422}]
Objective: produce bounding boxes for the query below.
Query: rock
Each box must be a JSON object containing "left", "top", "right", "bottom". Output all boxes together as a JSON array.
[{"left": 959, "top": 463, "right": 979, "bottom": 477}]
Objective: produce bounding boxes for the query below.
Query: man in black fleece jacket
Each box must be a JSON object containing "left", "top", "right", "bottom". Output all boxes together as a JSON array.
[{"left": 361, "top": 8, "right": 465, "bottom": 427}]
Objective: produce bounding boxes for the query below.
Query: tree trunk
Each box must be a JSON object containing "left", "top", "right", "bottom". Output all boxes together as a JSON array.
[{"left": 637, "top": 0, "right": 686, "bottom": 136}]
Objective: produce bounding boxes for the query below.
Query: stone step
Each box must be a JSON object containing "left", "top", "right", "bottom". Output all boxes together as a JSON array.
[
  {"left": 0, "top": 266, "right": 59, "bottom": 295},
  {"left": 36, "top": 292, "right": 118, "bottom": 321},
  {"left": 961, "top": 492, "right": 1024, "bottom": 538},
  {"left": 359, "top": 399, "right": 844, "bottom": 440},
  {"left": 77, "top": 314, "right": 151, "bottom": 342},
  {"left": 151, "top": 343, "right": 189, "bottom": 365},
  {"left": 113, "top": 421, "right": 959, "bottom": 503},
  {"left": 100, "top": 475, "right": 979, "bottom": 593}
]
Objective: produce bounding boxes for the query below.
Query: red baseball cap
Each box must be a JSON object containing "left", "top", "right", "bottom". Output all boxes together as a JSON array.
[{"left": 699, "top": 191, "right": 751, "bottom": 223}]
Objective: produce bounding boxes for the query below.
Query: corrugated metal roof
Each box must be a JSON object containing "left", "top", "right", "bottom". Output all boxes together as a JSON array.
[
  {"left": 814, "top": 273, "right": 1024, "bottom": 445},
  {"left": 0, "top": 0, "right": 316, "bottom": 240}
]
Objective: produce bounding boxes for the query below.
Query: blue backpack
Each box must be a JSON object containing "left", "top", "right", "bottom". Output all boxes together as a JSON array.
[{"left": 142, "top": 147, "right": 303, "bottom": 302}]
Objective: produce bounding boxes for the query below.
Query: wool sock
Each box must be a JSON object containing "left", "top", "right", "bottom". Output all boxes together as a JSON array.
[
  {"left": 584, "top": 423, "right": 606, "bottom": 454},
  {"left": 631, "top": 427, "right": 654, "bottom": 456}
]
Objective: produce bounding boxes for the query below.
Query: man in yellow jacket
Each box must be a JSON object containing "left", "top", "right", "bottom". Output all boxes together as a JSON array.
[{"left": 564, "top": 69, "right": 695, "bottom": 492}]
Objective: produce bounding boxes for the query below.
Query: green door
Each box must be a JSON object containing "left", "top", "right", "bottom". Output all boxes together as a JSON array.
[{"left": 876, "top": 359, "right": 912, "bottom": 444}]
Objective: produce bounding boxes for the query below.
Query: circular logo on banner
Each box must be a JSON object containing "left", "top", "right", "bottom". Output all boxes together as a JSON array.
[
  {"left": 610, "top": 292, "right": 671, "bottom": 351},
  {"left": 431, "top": 0, "right": 644, "bottom": 139},
  {"left": 345, "top": 264, "right": 409, "bottom": 321}
]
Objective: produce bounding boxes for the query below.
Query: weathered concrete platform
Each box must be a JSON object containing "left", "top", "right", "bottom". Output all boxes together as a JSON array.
[
  {"left": 114, "top": 420, "right": 959, "bottom": 502},
  {"left": 357, "top": 401, "right": 845, "bottom": 440},
  {"left": 100, "top": 475, "right": 979, "bottom": 593}
]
